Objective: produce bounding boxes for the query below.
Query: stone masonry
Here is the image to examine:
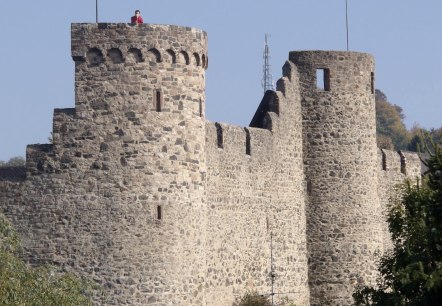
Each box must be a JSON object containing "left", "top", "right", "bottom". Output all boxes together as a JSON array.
[{"left": 0, "top": 23, "right": 422, "bottom": 305}]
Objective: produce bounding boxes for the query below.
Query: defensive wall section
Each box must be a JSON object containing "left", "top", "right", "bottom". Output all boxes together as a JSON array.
[
  {"left": 0, "top": 23, "right": 423, "bottom": 306},
  {"left": 377, "top": 149, "right": 422, "bottom": 251},
  {"left": 204, "top": 60, "right": 310, "bottom": 305}
]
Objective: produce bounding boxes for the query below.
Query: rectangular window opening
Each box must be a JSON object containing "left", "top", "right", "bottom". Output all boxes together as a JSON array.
[
  {"left": 155, "top": 90, "right": 162, "bottom": 112},
  {"left": 306, "top": 179, "right": 312, "bottom": 195},
  {"left": 245, "top": 128, "right": 251, "bottom": 156},
  {"left": 316, "top": 68, "right": 330, "bottom": 91},
  {"left": 215, "top": 123, "right": 223, "bottom": 149},
  {"left": 381, "top": 150, "right": 387, "bottom": 171},
  {"left": 199, "top": 99, "right": 203, "bottom": 117},
  {"left": 371, "top": 72, "right": 375, "bottom": 94},
  {"left": 157, "top": 205, "right": 162, "bottom": 220}
]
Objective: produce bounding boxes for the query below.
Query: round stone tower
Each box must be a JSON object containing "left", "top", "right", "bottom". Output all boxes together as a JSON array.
[
  {"left": 289, "top": 51, "right": 383, "bottom": 305},
  {"left": 61, "top": 23, "right": 208, "bottom": 305}
]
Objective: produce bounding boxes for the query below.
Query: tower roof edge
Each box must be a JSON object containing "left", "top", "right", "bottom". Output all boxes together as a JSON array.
[{"left": 70, "top": 23, "right": 207, "bottom": 36}]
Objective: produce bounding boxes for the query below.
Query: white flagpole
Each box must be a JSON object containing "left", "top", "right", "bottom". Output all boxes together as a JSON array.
[
  {"left": 346, "top": 0, "right": 349, "bottom": 51},
  {"left": 96, "top": 0, "right": 98, "bottom": 23}
]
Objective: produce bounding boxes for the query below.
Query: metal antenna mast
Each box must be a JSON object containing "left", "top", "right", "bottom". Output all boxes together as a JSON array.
[
  {"left": 96, "top": 0, "right": 99, "bottom": 23},
  {"left": 263, "top": 219, "right": 301, "bottom": 306},
  {"left": 262, "top": 34, "right": 274, "bottom": 93},
  {"left": 270, "top": 231, "right": 275, "bottom": 305}
]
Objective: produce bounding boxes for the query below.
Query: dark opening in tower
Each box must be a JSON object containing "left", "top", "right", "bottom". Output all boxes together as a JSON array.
[
  {"left": 244, "top": 128, "right": 251, "bottom": 155},
  {"left": 316, "top": 68, "right": 330, "bottom": 91},
  {"left": 215, "top": 123, "right": 223, "bottom": 149},
  {"left": 381, "top": 149, "right": 387, "bottom": 171},
  {"left": 154, "top": 90, "right": 162, "bottom": 112},
  {"left": 157, "top": 205, "right": 162, "bottom": 220},
  {"left": 199, "top": 99, "right": 203, "bottom": 117}
]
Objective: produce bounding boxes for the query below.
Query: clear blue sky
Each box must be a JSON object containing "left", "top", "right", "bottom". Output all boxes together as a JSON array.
[{"left": 1, "top": 1, "right": 441, "bottom": 160}]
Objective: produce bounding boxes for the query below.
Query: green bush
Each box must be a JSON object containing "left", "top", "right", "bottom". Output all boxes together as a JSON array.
[
  {"left": 0, "top": 214, "right": 94, "bottom": 306},
  {"left": 233, "top": 291, "right": 296, "bottom": 306},
  {"left": 233, "top": 291, "right": 272, "bottom": 306}
]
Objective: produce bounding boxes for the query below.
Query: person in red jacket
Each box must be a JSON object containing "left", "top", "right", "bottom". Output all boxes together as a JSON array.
[{"left": 131, "top": 10, "right": 143, "bottom": 24}]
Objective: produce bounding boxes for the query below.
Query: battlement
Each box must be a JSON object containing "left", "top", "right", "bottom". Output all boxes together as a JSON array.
[
  {"left": 379, "top": 148, "right": 422, "bottom": 178},
  {"left": 206, "top": 122, "right": 273, "bottom": 159},
  {"left": 290, "top": 51, "right": 375, "bottom": 95},
  {"left": 249, "top": 90, "right": 279, "bottom": 129},
  {"left": 71, "top": 23, "right": 208, "bottom": 69},
  {"left": 26, "top": 144, "right": 55, "bottom": 175}
]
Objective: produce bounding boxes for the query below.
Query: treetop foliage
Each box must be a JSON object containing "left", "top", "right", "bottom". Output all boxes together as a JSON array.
[
  {"left": 375, "top": 89, "right": 410, "bottom": 150},
  {"left": 375, "top": 89, "right": 441, "bottom": 152},
  {"left": 0, "top": 156, "right": 25, "bottom": 168}
]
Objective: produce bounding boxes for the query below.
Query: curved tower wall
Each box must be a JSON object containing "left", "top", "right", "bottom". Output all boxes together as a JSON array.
[
  {"left": 290, "top": 51, "right": 383, "bottom": 305},
  {"left": 68, "top": 23, "right": 208, "bottom": 305}
]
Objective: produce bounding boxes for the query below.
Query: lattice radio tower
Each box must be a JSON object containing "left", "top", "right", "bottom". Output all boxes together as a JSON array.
[{"left": 262, "top": 34, "right": 274, "bottom": 93}]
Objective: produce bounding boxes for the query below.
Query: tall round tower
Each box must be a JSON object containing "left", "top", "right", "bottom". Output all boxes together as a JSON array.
[
  {"left": 48, "top": 23, "right": 208, "bottom": 305},
  {"left": 290, "top": 51, "right": 383, "bottom": 305}
]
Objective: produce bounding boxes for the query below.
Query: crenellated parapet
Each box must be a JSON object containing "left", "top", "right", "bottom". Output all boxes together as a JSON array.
[
  {"left": 75, "top": 37, "right": 207, "bottom": 68},
  {"left": 377, "top": 148, "right": 421, "bottom": 252},
  {"left": 249, "top": 60, "right": 300, "bottom": 131},
  {"left": 378, "top": 148, "right": 422, "bottom": 178},
  {"left": 71, "top": 23, "right": 208, "bottom": 69},
  {"left": 206, "top": 122, "right": 273, "bottom": 158}
]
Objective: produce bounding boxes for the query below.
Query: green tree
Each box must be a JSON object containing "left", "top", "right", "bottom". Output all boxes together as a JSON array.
[
  {"left": 407, "top": 125, "right": 442, "bottom": 153},
  {"left": 0, "top": 156, "right": 25, "bottom": 167},
  {"left": 375, "top": 90, "right": 410, "bottom": 150},
  {"left": 354, "top": 139, "right": 442, "bottom": 305},
  {"left": 0, "top": 213, "right": 94, "bottom": 305}
]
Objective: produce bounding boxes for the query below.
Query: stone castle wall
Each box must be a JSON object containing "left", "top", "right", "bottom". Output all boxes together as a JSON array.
[{"left": 0, "top": 23, "right": 423, "bottom": 306}]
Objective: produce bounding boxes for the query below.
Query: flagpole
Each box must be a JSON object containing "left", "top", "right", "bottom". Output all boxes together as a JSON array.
[
  {"left": 346, "top": 0, "right": 349, "bottom": 51},
  {"left": 96, "top": 0, "right": 98, "bottom": 23}
]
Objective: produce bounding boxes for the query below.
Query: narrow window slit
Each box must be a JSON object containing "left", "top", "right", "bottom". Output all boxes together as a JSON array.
[
  {"left": 244, "top": 128, "right": 251, "bottom": 155},
  {"left": 199, "top": 99, "right": 203, "bottom": 117},
  {"left": 157, "top": 205, "right": 162, "bottom": 220},
  {"left": 381, "top": 149, "right": 387, "bottom": 171},
  {"left": 307, "top": 179, "right": 312, "bottom": 195},
  {"left": 215, "top": 123, "right": 223, "bottom": 149},
  {"left": 154, "top": 90, "right": 162, "bottom": 112},
  {"left": 371, "top": 72, "right": 375, "bottom": 94}
]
